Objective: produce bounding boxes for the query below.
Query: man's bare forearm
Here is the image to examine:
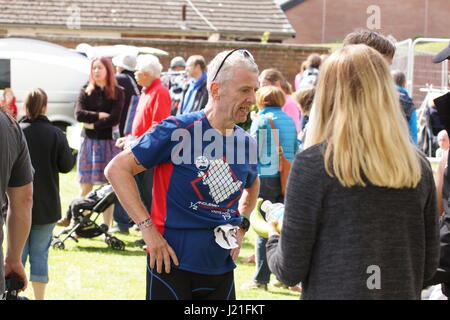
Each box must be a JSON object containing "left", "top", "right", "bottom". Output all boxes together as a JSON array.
[
  {"left": 435, "top": 150, "right": 448, "bottom": 216},
  {"left": 105, "top": 151, "right": 149, "bottom": 224},
  {"left": 6, "top": 183, "right": 33, "bottom": 263},
  {"left": 238, "top": 177, "right": 260, "bottom": 217}
]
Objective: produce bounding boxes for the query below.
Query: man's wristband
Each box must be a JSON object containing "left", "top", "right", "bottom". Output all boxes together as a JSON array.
[
  {"left": 239, "top": 214, "right": 250, "bottom": 232},
  {"left": 240, "top": 213, "right": 250, "bottom": 221},
  {"left": 137, "top": 218, "right": 153, "bottom": 230}
]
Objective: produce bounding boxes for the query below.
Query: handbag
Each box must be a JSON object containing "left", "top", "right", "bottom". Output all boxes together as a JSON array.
[{"left": 267, "top": 117, "right": 292, "bottom": 196}]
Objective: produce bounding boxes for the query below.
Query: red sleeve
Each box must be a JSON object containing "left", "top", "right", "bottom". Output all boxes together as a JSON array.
[
  {"left": 147, "top": 87, "right": 172, "bottom": 133},
  {"left": 12, "top": 105, "right": 17, "bottom": 119},
  {"left": 11, "top": 97, "right": 17, "bottom": 119}
]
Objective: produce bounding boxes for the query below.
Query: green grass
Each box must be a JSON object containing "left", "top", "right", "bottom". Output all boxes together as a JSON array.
[
  {"left": 18, "top": 169, "right": 299, "bottom": 300},
  {"left": 415, "top": 41, "right": 449, "bottom": 54}
]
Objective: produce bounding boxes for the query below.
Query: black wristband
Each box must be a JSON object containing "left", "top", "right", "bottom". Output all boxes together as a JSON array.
[{"left": 239, "top": 215, "right": 250, "bottom": 232}]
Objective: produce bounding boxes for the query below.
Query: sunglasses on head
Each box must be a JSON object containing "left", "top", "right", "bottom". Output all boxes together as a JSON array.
[{"left": 211, "top": 48, "right": 253, "bottom": 82}]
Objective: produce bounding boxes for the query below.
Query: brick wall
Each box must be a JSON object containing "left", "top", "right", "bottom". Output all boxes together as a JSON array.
[
  {"left": 284, "top": 0, "right": 450, "bottom": 44},
  {"left": 35, "top": 35, "right": 330, "bottom": 89},
  {"left": 410, "top": 55, "right": 450, "bottom": 107}
]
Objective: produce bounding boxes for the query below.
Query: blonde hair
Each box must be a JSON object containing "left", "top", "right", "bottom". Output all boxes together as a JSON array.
[
  {"left": 256, "top": 85, "right": 286, "bottom": 109},
  {"left": 304, "top": 44, "right": 421, "bottom": 188}
]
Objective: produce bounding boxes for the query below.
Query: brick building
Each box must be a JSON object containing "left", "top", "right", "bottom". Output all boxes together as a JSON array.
[
  {"left": 0, "top": 0, "right": 296, "bottom": 42},
  {"left": 32, "top": 34, "right": 328, "bottom": 89},
  {"left": 0, "top": 0, "right": 330, "bottom": 86},
  {"left": 280, "top": 0, "right": 450, "bottom": 44}
]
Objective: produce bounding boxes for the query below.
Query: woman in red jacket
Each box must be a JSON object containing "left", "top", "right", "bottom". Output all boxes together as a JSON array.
[{"left": 1, "top": 88, "right": 17, "bottom": 119}]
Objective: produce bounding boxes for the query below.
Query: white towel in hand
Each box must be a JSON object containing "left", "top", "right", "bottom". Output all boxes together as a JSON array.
[{"left": 214, "top": 224, "right": 239, "bottom": 249}]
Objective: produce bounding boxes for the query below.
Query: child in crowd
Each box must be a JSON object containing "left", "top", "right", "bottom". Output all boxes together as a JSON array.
[
  {"left": 436, "top": 129, "right": 449, "bottom": 159},
  {"left": 293, "top": 87, "right": 315, "bottom": 150}
]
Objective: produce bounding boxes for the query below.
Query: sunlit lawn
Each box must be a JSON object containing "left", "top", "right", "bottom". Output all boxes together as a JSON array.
[{"left": 17, "top": 160, "right": 441, "bottom": 300}]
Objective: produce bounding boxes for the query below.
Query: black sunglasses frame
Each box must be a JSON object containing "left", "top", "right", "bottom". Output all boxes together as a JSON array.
[{"left": 211, "top": 48, "right": 252, "bottom": 82}]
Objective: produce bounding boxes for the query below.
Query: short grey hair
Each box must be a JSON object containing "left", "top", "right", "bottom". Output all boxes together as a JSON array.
[
  {"left": 136, "top": 54, "right": 163, "bottom": 78},
  {"left": 207, "top": 49, "right": 259, "bottom": 93}
]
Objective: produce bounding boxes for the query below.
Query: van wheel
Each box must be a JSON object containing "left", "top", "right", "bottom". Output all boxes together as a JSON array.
[
  {"left": 52, "top": 121, "right": 69, "bottom": 133},
  {"left": 51, "top": 121, "right": 77, "bottom": 156}
]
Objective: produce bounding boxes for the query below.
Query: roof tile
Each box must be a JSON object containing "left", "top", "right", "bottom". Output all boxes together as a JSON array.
[{"left": 0, "top": 0, "right": 295, "bottom": 38}]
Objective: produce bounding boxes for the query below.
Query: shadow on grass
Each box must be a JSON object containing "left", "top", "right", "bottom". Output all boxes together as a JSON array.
[
  {"left": 57, "top": 237, "right": 147, "bottom": 256},
  {"left": 126, "top": 241, "right": 146, "bottom": 249},
  {"left": 72, "top": 245, "right": 147, "bottom": 256},
  {"left": 266, "top": 289, "right": 301, "bottom": 298}
]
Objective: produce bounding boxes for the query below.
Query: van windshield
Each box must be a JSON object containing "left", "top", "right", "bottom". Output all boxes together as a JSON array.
[{"left": 0, "top": 59, "right": 11, "bottom": 89}]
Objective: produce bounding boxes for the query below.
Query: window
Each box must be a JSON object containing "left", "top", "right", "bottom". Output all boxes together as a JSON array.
[{"left": 0, "top": 59, "right": 11, "bottom": 89}]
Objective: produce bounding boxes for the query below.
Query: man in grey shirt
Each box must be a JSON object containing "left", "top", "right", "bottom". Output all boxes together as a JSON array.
[{"left": 0, "top": 110, "right": 33, "bottom": 296}]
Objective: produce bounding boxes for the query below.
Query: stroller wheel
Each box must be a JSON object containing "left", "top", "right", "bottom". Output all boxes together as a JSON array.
[
  {"left": 52, "top": 239, "right": 65, "bottom": 250},
  {"left": 107, "top": 236, "right": 125, "bottom": 251},
  {"left": 99, "top": 224, "right": 109, "bottom": 233},
  {"left": 115, "top": 240, "right": 125, "bottom": 251}
]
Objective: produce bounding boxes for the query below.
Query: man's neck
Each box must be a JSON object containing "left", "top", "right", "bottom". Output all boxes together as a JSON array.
[{"left": 204, "top": 105, "right": 235, "bottom": 136}]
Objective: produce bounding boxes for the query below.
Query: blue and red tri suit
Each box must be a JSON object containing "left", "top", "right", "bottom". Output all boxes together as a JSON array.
[{"left": 131, "top": 110, "right": 258, "bottom": 275}]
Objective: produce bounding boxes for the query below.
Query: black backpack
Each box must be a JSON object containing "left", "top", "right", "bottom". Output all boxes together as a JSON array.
[{"left": 123, "top": 74, "right": 141, "bottom": 136}]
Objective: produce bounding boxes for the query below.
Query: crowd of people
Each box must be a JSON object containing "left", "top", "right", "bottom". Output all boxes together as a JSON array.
[{"left": 1, "top": 29, "right": 450, "bottom": 300}]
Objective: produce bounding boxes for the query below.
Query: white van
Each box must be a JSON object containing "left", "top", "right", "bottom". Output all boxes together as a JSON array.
[{"left": 0, "top": 38, "right": 90, "bottom": 130}]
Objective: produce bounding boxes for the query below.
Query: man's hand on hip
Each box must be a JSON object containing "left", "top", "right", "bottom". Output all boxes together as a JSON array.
[{"left": 142, "top": 226, "right": 179, "bottom": 274}]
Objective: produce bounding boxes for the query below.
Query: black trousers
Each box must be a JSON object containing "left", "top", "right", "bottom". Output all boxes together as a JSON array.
[{"left": 146, "top": 255, "right": 235, "bottom": 300}]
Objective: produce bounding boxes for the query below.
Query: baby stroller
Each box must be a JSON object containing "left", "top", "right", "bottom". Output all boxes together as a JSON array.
[{"left": 52, "top": 184, "right": 125, "bottom": 251}]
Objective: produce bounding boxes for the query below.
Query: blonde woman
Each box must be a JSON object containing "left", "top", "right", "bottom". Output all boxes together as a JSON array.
[{"left": 266, "top": 44, "right": 440, "bottom": 299}]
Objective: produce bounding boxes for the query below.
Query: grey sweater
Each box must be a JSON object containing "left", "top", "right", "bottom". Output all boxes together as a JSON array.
[{"left": 266, "top": 143, "right": 440, "bottom": 300}]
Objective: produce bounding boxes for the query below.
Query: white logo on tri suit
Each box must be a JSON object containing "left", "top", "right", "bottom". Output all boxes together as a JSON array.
[
  {"left": 195, "top": 155, "right": 210, "bottom": 171},
  {"left": 198, "top": 158, "right": 242, "bottom": 204}
]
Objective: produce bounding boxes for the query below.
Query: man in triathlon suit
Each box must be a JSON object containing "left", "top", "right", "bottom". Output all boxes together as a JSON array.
[{"left": 105, "top": 49, "right": 260, "bottom": 300}]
